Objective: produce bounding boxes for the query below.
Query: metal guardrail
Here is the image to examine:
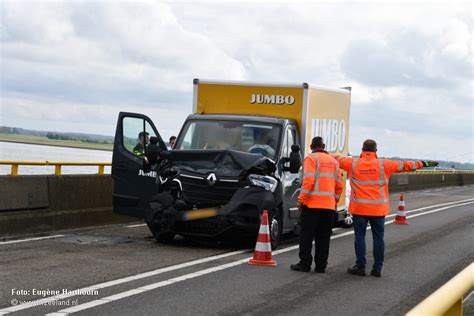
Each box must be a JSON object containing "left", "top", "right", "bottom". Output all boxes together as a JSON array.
[
  {"left": 0, "top": 160, "right": 111, "bottom": 175},
  {"left": 406, "top": 263, "right": 474, "bottom": 316},
  {"left": 409, "top": 170, "right": 474, "bottom": 174}
]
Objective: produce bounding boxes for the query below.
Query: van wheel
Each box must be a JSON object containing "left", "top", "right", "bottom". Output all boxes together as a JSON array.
[
  {"left": 145, "top": 220, "right": 175, "bottom": 242},
  {"left": 268, "top": 209, "right": 283, "bottom": 249}
]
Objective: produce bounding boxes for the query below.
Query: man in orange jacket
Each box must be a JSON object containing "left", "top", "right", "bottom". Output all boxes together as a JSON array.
[
  {"left": 290, "top": 137, "right": 343, "bottom": 273},
  {"left": 337, "top": 139, "right": 438, "bottom": 277}
]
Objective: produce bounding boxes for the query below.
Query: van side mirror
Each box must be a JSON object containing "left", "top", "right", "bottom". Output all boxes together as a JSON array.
[
  {"left": 289, "top": 144, "right": 301, "bottom": 173},
  {"left": 281, "top": 144, "right": 302, "bottom": 173}
]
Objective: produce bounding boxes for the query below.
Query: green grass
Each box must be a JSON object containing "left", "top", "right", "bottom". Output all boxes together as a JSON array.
[{"left": 0, "top": 133, "right": 113, "bottom": 151}]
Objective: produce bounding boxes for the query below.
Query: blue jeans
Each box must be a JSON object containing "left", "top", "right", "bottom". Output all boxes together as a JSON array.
[{"left": 353, "top": 215, "right": 385, "bottom": 272}]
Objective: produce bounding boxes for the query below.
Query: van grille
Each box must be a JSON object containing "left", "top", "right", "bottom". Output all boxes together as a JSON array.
[{"left": 178, "top": 172, "right": 242, "bottom": 206}]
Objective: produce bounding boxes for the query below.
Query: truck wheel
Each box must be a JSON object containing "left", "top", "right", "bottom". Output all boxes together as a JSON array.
[
  {"left": 268, "top": 209, "right": 283, "bottom": 249},
  {"left": 145, "top": 220, "right": 175, "bottom": 243}
]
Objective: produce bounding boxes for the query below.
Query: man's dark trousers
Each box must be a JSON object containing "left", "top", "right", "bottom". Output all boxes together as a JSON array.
[
  {"left": 298, "top": 206, "right": 335, "bottom": 270},
  {"left": 353, "top": 215, "right": 385, "bottom": 272}
]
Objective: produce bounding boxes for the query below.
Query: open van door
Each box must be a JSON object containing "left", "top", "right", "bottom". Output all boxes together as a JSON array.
[{"left": 112, "top": 112, "right": 167, "bottom": 218}]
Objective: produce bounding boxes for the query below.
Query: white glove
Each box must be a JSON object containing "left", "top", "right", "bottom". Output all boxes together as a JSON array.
[{"left": 344, "top": 214, "right": 353, "bottom": 225}]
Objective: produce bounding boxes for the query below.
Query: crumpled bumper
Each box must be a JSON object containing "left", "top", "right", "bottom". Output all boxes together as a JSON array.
[{"left": 147, "top": 186, "right": 275, "bottom": 239}]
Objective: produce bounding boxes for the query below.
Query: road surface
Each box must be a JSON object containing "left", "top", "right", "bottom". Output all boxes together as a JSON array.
[{"left": 1, "top": 185, "right": 473, "bottom": 315}]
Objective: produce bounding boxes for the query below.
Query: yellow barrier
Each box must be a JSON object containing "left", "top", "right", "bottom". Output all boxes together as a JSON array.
[
  {"left": 0, "top": 160, "right": 111, "bottom": 176},
  {"left": 408, "top": 170, "right": 474, "bottom": 175},
  {"left": 406, "top": 263, "right": 474, "bottom": 316}
]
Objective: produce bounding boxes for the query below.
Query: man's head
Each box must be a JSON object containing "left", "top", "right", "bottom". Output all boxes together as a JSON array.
[
  {"left": 362, "top": 139, "right": 377, "bottom": 152},
  {"left": 310, "top": 136, "right": 325, "bottom": 151},
  {"left": 138, "top": 132, "right": 149, "bottom": 145},
  {"left": 169, "top": 136, "right": 176, "bottom": 147}
]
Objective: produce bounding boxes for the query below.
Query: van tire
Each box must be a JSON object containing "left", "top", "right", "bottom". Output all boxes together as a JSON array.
[{"left": 268, "top": 208, "right": 283, "bottom": 249}]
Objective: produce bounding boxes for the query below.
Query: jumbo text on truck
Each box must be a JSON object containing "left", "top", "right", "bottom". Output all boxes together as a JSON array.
[{"left": 112, "top": 79, "right": 351, "bottom": 247}]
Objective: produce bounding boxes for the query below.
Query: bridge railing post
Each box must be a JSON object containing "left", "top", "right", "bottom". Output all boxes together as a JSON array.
[
  {"left": 54, "top": 164, "right": 62, "bottom": 176},
  {"left": 11, "top": 164, "right": 19, "bottom": 176}
]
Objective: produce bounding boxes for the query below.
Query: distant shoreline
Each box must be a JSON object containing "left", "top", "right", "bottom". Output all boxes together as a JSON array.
[{"left": 0, "top": 139, "right": 113, "bottom": 152}]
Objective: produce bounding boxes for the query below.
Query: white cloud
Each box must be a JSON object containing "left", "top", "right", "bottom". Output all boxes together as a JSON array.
[{"left": 0, "top": 1, "right": 472, "bottom": 162}]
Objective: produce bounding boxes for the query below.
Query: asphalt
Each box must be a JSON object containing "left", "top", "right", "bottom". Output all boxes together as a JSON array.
[{"left": 0, "top": 185, "right": 473, "bottom": 316}]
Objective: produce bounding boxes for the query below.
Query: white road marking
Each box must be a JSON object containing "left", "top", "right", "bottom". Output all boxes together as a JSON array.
[
  {"left": 0, "top": 222, "right": 146, "bottom": 246},
  {"left": 45, "top": 257, "right": 251, "bottom": 316},
  {"left": 395, "top": 201, "right": 473, "bottom": 222},
  {"left": 463, "top": 290, "right": 474, "bottom": 303},
  {"left": 46, "top": 200, "right": 474, "bottom": 316},
  {"left": 124, "top": 223, "right": 147, "bottom": 228},
  {"left": 385, "top": 198, "right": 474, "bottom": 219},
  {"left": 0, "top": 234, "right": 66, "bottom": 245}
]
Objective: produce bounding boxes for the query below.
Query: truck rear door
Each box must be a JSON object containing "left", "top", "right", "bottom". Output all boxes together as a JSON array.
[{"left": 112, "top": 112, "right": 167, "bottom": 218}]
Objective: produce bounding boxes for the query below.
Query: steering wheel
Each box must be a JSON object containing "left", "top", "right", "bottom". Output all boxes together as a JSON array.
[{"left": 249, "top": 147, "right": 270, "bottom": 157}]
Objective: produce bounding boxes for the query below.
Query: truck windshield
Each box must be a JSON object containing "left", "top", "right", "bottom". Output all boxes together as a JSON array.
[{"left": 175, "top": 120, "right": 282, "bottom": 159}]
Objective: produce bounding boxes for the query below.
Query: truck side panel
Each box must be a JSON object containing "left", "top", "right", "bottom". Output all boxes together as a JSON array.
[{"left": 305, "top": 87, "right": 351, "bottom": 209}]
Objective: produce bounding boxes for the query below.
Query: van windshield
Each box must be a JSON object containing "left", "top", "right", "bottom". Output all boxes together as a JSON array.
[{"left": 175, "top": 120, "right": 282, "bottom": 159}]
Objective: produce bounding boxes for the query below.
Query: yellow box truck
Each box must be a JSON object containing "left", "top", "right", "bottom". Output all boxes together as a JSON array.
[{"left": 112, "top": 79, "right": 351, "bottom": 247}]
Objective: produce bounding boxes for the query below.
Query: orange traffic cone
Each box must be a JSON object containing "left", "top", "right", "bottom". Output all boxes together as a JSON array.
[
  {"left": 394, "top": 193, "right": 409, "bottom": 225},
  {"left": 248, "top": 210, "right": 277, "bottom": 267}
]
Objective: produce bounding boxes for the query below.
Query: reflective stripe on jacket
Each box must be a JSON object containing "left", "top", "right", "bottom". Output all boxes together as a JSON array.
[
  {"left": 298, "top": 151, "right": 343, "bottom": 210},
  {"left": 337, "top": 151, "right": 424, "bottom": 216}
]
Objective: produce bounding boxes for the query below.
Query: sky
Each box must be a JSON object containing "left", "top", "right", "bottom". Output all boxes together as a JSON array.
[{"left": 0, "top": 0, "right": 472, "bottom": 162}]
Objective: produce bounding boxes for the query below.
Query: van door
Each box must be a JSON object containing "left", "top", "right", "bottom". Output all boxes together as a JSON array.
[
  {"left": 280, "top": 125, "right": 301, "bottom": 226},
  {"left": 112, "top": 112, "right": 167, "bottom": 218}
]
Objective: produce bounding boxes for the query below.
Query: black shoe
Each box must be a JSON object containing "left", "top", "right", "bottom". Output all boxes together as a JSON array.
[
  {"left": 370, "top": 270, "right": 381, "bottom": 277},
  {"left": 290, "top": 263, "right": 311, "bottom": 272},
  {"left": 347, "top": 265, "right": 366, "bottom": 276},
  {"left": 314, "top": 267, "right": 326, "bottom": 273}
]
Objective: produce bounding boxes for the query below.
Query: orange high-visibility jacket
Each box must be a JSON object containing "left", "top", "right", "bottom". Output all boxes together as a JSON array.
[
  {"left": 298, "top": 151, "right": 343, "bottom": 210},
  {"left": 336, "top": 151, "right": 424, "bottom": 216}
]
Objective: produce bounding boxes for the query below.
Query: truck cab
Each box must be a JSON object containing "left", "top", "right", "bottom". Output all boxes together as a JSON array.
[{"left": 174, "top": 114, "right": 302, "bottom": 237}]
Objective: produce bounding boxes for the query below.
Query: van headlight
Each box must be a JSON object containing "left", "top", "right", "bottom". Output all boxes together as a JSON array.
[{"left": 248, "top": 174, "right": 278, "bottom": 192}]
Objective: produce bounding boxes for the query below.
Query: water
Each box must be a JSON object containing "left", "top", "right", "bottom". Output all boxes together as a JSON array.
[{"left": 0, "top": 142, "right": 112, "bottom": 175}]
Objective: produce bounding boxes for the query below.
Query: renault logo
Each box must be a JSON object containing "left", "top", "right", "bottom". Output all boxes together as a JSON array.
[{"left": 206, "top": 173, "right": 217, "bottom": 186}]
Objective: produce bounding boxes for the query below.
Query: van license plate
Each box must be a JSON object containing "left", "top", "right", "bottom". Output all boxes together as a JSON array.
[{"left": 183, "top": 208, "right": 218, "bottom": 221}]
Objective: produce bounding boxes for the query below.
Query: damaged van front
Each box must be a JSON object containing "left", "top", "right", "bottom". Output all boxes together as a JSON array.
[{"left": 145, "top": 149, "right": 279, "bottom": 243}]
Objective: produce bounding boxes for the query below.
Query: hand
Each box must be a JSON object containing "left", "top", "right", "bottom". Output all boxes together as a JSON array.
[{"left": 422, "top": 160, "right": 439, "bottom": 168}]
